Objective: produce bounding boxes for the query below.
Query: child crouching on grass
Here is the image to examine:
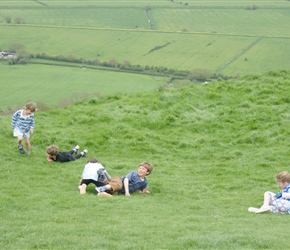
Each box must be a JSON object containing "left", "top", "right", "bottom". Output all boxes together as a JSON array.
[
  {"left": 248, "top": 171, "right": 290, "bottom": 214},
  {"left": 46, "top": 144, "right": 88, "bottom": 162},
  {"left": 95, "top": 161, "right": 153, "bottom": 197},
  {"left": 78, "top": 158, "right": 111, "bottom": 195}
]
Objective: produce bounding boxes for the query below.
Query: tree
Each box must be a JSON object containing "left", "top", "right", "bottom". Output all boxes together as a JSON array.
[
  {"left": 5, "top": 16, "right": 12, "bottom": 24},
  {"left": 108, "top": 58, "right": 117, "bottom": 67},
  {"left": 14, "top": 17, "right": 25, "bottom": 24},
  {"left": 9, "top": 43, "right": 25, "bottom": 53},
  {"left": 189, "top": 68, "right": 213, "bottom": 81}
]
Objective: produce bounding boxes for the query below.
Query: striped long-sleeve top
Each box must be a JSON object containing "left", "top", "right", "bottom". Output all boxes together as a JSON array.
[{"left": 11, "top": 109, "right": 35, "bottom": 133}]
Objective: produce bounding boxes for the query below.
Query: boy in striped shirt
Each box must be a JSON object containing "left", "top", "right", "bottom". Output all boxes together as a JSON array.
[{"left": 11, "top": 102, "right": 36, "bottom": 155}]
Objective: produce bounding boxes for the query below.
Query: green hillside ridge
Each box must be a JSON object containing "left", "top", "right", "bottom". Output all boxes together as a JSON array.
[{"left": 1, "top": 70, "right": 290, "bottom": 249}]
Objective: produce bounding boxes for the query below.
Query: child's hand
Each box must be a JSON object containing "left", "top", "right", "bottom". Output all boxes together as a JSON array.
[
  {"left": 47, "top": 157, "right": 53, "bottom": 162},
  {"left": 274, "top": 192, "right": 282, "bottom": 199},
  {"left": 30, "top": 130, "right": 34, "bottom": 135}
]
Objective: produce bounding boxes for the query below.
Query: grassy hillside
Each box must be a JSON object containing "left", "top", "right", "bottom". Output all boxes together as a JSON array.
[{"left": 1, "top": 70, "right": 290, "bottom": 249}]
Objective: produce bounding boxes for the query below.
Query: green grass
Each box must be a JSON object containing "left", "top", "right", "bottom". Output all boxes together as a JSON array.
[
  {"left": 1, "top": 70, "right": 290, "bottom": 249},
  {"left": 0, "top": 1, "right": 290, "bottom": 77},
  {"left": 0, "top": 63, "right": 168, "bottom": 111},
  {"left": 153, "top": 8, "right": 290, "bottom": 37}
]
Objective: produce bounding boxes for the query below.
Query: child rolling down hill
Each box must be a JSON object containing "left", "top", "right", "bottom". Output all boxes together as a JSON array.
[
  {"left": 95, "top": 161, "right": 153, "bottom": 197},
  {"left": 46, "top": 144, "right": 87, "bottom": 162}
]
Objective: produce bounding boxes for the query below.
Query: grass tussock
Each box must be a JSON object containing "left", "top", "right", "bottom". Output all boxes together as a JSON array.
[{"left": 1, "top": 70, "right": 290, "bottom": 249}]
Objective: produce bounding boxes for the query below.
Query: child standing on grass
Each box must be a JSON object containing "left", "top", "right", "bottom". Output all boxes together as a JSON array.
[
  {"left": 11, "top": 102, "right": 36, "bottom": 155},
  {"left": 95, "top": 161, "right": 153, "bottom": 197},
  {"left": 46, "top": 144, "right": 88, "bottom": 162},
  {"left": 78, "top": 158, "right": 111, "bottom": 194},
  {"left": 248, "top": 171, "right": 290, "bottom": 214}
]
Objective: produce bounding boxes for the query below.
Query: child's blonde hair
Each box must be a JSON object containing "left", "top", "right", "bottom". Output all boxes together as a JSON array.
[
  {"left": 24, "top": 102, "right": 36, "bottom": 112},
  {"left": 276, "top": 171, "right": 290, "bottom": 183},
  {"left": 46, "top": 145, "right": 59, "bottom": 156},
  {"left": 139, "top": 161, "right": 153, "bottom": 175}
]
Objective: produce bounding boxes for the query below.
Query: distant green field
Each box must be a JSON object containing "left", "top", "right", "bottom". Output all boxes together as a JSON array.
[
  {"left": 0, "top": 0, "right": 290, "bottom": 110},
  {"left": 1, "top": 1, "right": 289, "bottom": 77},
  {"left": 0, "top": 63, "right": 168, "bottom": 111},
  {"left": 1, "top": 0, "right": 289, "bottom": 8}
]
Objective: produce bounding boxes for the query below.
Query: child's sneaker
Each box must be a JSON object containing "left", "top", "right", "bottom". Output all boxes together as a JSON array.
[
  {"left": 73, "top": 145, "right": 80, "bottom": 153},
  {"left": 95, "top": 187, "right": 100, "bottom": 195},
  {"left": 27, "top": 151, "right": 30, "bottom": 155},
  {"left": 81, "top": 149, "right": 88, "bottom": 157},
  {"left": 18, "top": 145, "right": 25, "bottom": 154}
]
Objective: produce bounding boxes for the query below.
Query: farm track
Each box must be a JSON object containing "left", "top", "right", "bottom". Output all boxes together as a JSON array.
[
  {"left": 215, "top": 36, "right": 264, "bottom": 73},
  {"left": 2, "top": 23, "right": 290, "bottom": 39}
]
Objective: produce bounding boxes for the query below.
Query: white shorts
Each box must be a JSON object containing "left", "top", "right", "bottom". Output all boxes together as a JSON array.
[{"left": 13, "top": 128, "right": 30, "bottom": 138}]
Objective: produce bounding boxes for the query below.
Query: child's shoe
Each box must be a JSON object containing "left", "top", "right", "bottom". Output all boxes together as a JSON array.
[
  {"left": 74, "top": 145, "right": 80, "bottom": 153},
  {"left": 27, "top": 151, "right": 30, "bottom": 155},
  {"left": 18, "top": 145, "right": 25, "bottom": 154},
  {"left": 81, "top": 149, "right": 88, "bottom": 157},
  {"left": 95, "top": 187, "right": 100, "bottom": 195}
]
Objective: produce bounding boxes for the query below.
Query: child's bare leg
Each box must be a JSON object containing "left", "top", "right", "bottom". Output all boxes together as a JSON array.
[
  {"left": 255, "top": 191, "right": 272, "bottom": 213},
  {"left": 262, "top": 191, "right": 271, "bottom": 207},
  {"left": 79, "top": 184, "right": 87, "bottom": 194},
  {"left": 17, "top": 136, "right": 25, "bottom": 154},
  {"left": 17, "top": 135, "right": 23, "bottom": 145},
  {"left": 24, "top": 138, "right": 31, "bottom": 154}
]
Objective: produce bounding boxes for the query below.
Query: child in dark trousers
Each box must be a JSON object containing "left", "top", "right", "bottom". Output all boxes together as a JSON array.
[
  {"left": 46, "top": 144, "right": 88, "bottom": 162},
  {"left": 78, "top": 158, "right": 111, "bottom": 194}
]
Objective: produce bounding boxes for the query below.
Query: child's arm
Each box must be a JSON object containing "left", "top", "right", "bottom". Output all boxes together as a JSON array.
[
  {"left": 30, "top": 115, "right": 35, "bottom": 134},
  {"left": 11, "top": 111, "right": 19, "bottom": 128},
  {"left": 282, "top": 192, "right": 290, "bottom": 199}
]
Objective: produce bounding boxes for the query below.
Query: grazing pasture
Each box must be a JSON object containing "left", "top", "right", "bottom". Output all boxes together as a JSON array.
[{"left": 0, "top": 0, "right": 290, "bottom": 78}]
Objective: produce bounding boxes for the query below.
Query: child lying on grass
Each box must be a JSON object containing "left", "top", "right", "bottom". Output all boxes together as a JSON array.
[
  {"left": 46, "top": 144, "right": 87, "bottom": 162},
  {"left": 248, "top": 171, "right": 290, "bottom": 214},
  {"left": 95, "top": 161, "right": 153, "bottom": 197}
]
